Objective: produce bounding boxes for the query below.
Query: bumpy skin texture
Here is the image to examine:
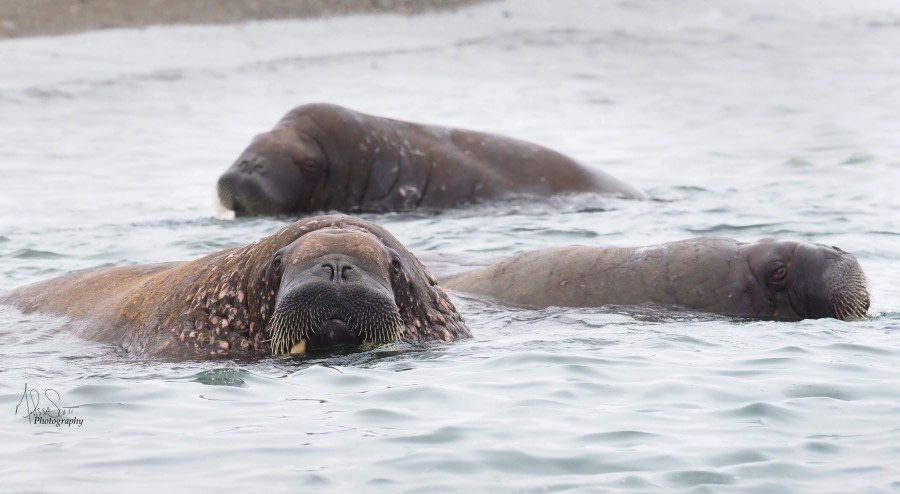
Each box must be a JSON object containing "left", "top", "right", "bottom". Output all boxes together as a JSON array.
[
  {"left": 216, "top": 103, "right": 645, "bottom": 216},
  {"left": 443, "top": 237, "right": 870, "bottom": 321},
  {"left": 2, "top": 215, "right": 469, "bottom": 359}
]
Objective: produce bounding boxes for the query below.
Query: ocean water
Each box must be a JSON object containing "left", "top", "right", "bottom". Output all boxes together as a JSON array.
[{"left": 2, "top": 1, "right": 899, "bottom": 492}]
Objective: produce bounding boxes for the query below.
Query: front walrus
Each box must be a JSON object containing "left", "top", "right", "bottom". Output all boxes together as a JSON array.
[{"left": 1, "top": 215, "right": 469, "bottom": 358}]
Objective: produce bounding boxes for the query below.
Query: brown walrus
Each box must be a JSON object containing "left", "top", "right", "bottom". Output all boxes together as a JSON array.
[
  {"left": 216, "top": 103, "right": 645, "bottom": 216},
  {"left": 442, "top": 237, "right": 870, "bottom": 321},
  {"left": 1, "top": 215, "right": 469, "bottom": 358}
]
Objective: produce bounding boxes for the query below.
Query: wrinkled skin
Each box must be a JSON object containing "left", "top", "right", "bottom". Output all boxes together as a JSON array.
[
  {"left": 2, "top": 215, "right": 469, "bottom": 358},
  {"left": 443, "top": 237, "right": 869, "bottom": 321},
  {"left": 217, "top": 103, "right": 645, "bottom": 216}
]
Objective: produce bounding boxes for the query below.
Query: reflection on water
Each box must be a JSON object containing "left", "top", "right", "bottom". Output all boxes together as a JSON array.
[{"left": 1, "top": 0, "right": 899, "bottom": 492}]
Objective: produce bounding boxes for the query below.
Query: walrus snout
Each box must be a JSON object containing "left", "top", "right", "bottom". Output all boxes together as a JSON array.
[
  {"left": 793, "top": 244, "right": 869, "bottom": 320},
  {"left": 216, "top": 168, "right": 262, "bottom": 215},
  {"left": 217, "top": 154, "right": 300, "bottom": 216},
  {"left": 824, "top": 249, "right": 869, "bottom": 320},
  {"left": 267, "top": 255, "right": 403, "bottom": 355}
]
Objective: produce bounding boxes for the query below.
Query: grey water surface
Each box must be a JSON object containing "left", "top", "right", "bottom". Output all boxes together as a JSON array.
[{"left": 1, "top": 1, "right": 899, "bottom": 492}]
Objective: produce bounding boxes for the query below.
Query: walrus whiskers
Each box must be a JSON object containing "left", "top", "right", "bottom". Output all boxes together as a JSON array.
[{"left": 267, "top": 289, "right": 404, "bottom": 355}]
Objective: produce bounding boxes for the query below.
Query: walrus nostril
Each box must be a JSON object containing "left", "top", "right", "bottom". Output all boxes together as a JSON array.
[
  {"left": 236, "top": 157, "right": 268, "bottom": 175},
  {"left": 321, "top": 260, "right": 355, "bottom": 282}
]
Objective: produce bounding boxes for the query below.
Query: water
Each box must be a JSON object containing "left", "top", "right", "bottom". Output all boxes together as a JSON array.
[{"left": 2, "top": 0, "right": 899, "bottom": 491}]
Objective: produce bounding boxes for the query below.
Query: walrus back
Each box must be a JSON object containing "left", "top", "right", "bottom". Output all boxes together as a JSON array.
[
  {"left": 444, "top": 127, "right": 644, "bottom": 198},
  {"left": 442, "top": 239, "right": 748, "bottom": 310},
  {"left": 387, "top": 116, "right": 645, "bottom": 200},
  {"left": 443, "top": 245, "right": 666, "bottom": 308},
  {"left": 3, "top": 262, "right": 182, "bottom": 333},
  {"left": 312, "top": 104, "right": 645, "bottom": 207}
]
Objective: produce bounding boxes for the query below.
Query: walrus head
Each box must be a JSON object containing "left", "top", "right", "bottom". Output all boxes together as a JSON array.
[
  {"left": 265, "top": 229, "right": 403, "bottom": 354},
  {"left": 250, "top": 216, "right": 469, "bottom": 355},
  {"left": 742, "top": 239, "right": 869, "bottom": 320},
  {"left": 217, "top": 124, "right": 327, "bottom": 216}
]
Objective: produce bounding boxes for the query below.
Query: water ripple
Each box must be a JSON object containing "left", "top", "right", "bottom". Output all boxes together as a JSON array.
[
  {"left": 715, "top": 402, "right": 800, "bottom": 424},
  {"left": 4, "top": 248, "right": 66, "bottom": 259},
  {"left": 664, "top": 469, "right": 737, "bottom": 487}
]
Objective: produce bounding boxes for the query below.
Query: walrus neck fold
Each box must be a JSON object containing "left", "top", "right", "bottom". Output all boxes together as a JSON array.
[
  {"left": 298, "top": 115, "right": 339, "bottom": 212},
  {"left": 154, "top": 245, "right": 270, "bottom": 357}
]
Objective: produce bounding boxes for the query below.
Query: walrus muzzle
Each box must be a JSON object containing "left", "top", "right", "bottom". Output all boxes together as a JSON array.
[
  {"left": 217, "top": 154, "right": 302, "bottom": 216},
  {"left": 807, "top": 246, "right": 869, "bottom": 320},
  {"left": 267, "top": 272, "right": 404, "bottom": 355}
]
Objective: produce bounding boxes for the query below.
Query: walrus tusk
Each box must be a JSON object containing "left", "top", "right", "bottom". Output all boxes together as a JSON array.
[{"left": 290, "top": 339, "right": 308, "bottom": 355}]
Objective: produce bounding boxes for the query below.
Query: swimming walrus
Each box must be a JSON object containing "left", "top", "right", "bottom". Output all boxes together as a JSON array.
[
  {"left": 216, "top": 103, "right": 645, "bottom": 216},
  {"left": 1, "top": 215, "right": 469, "bottom": 358},
  {"left": 442, "top": 237, "right": 870, "bottom": 321}
]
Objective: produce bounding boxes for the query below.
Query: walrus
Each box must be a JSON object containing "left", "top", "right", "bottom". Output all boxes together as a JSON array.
[
  {"left": 216, "top": 103, "right": 645, "bottom": 216},
  {"left": 442, "top": 237, "right": 869, "bottom": 321},
  {"left": 1, "top": 215, "right": 469, "bottom": 358}
]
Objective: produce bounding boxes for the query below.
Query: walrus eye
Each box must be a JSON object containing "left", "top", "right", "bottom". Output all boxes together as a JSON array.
[
  {"left": 391, "top": 258, "right": 401, "bottom": 274},
  {"left": 298, "top": 159, "right": 320, "bottom": 175},
  {"left": 771, "top": 265, "right": 787, "bottom": 282},
  {"left": 272, "top": 253, "right": 284, "bottom": 277}
]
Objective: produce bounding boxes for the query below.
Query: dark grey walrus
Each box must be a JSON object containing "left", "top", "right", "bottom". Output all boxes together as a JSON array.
[
  {"left": 2, "top": 215, "right": 469, "bottom": 358},
  {"left": 217, "top": 103, "right": 644, "bottom": 216},
  {"left": 443, "top": 237, "right": 869, "bottom": 321}
]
